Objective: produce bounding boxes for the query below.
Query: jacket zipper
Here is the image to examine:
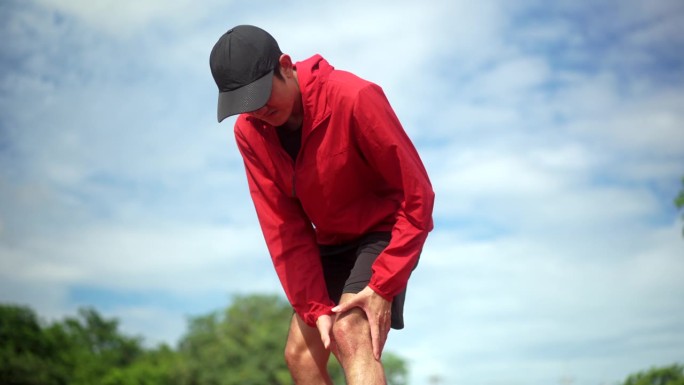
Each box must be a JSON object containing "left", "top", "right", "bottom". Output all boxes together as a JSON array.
[
  {"left": 290, "top": 125, "right": 306, "bottom": 198},
  {"left": 279, "top": 142, "right": 297, "bottom": 198},
  {"left": 291, "top": 145, "right": 300, "bottom": 198},
  {"left": 266, "top": 124, "right": 300, "bottom": 199}
]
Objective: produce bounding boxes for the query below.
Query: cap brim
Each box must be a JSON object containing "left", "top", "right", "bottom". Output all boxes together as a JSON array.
[{"left": 217, "top": 70, "right": 274, "bottom": 123}]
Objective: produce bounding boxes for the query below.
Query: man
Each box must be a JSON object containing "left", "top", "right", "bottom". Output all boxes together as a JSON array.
[{"left": 210, "top": 25, "right": 434, "bottom": 384}]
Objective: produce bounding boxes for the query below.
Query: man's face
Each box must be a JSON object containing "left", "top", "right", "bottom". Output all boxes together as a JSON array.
[{"left": 245, "top": 73, "right": 296, "bottom": 127}]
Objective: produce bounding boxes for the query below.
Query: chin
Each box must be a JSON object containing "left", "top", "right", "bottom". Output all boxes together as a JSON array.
[{"left": 267, "top": 115, "right": 288, "bottom": 127}]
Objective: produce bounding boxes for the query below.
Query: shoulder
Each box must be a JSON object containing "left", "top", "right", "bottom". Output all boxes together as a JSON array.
[
  {"left": 327, "top": 69, "right": 374, "bottom": 95},
  {"left": 324, "top": 69, "right": 384, "bottom": 111}
]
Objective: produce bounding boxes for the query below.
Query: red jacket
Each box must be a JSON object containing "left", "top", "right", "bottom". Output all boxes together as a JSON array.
[{"left": 234, "top": 55, "right": 434, "bottom": 327}]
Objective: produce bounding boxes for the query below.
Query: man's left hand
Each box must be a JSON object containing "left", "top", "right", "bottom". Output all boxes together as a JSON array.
[{"left": 332, "top": 286, "right": 391, "bottom": 360}]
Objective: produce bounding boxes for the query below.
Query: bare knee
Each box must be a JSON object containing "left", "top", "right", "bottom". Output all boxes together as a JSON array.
[
  {"left": 284, "top": 336, "right": 317, "bottom": 371},
  {"left": 285, "top": 315, "right": 330, "bottom": 374},
  {"left": 332, "top": 309, "right": 369, "bottom": 358},
  {"left": 284, "top": 340, "right": 301, "bottom": 370}
]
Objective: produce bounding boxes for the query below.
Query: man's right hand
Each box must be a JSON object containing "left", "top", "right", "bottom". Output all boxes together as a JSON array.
[{"left": 316, "top": 314, "right": 334, "bottom": 349}]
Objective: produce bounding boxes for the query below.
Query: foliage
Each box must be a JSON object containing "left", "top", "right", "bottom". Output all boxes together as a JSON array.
[
  {"left": 0, "top": 305, "right": 64, "bottom": 385},
  {"left": 1, "top": 295, "right": 410, "bottom": 384},
  {"left": 52, "top": 308, "right": 145, "bottom": 385},
  {"left": 177, "top": 294, "right": 294, "bottom": 385},
  {"left": 99, "top": 345, "right": 183, "bottom": 385},
  {"left": 384, "top": 352, "right": 409, "bottom": 385},
  {"left": 0, "top": 304, "right": 152, "bottom": 385},
  {"left": 622, "top": 363, "right": 684, "bottom": 385}
]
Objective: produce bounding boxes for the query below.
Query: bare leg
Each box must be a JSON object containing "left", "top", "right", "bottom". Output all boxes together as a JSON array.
[
  {"left": 284, "top": 313, "right": 334, "bottom": 385},
  {"left": 332, "top": 293, "right": 387, "bottom": 385}
]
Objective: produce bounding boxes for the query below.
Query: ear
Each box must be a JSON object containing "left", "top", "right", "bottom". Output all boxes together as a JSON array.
[{"left": 278, "top": 54, "right": 294, "bottom": 78}]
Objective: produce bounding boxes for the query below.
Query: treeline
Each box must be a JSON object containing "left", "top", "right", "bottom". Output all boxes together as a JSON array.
[
  {"left": 0, "top": 294, "right": 408, "bottom": 385},
  {"left": 2, "top": 294, "right": 682, "bottom": 385},
  {"left": 622, "top": 364, "right": 684, "bottom": 385}
]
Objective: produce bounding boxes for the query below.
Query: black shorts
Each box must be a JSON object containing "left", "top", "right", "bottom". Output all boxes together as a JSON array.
[{"left": 319, "top": 232, "right": 408, "bottom": 330}]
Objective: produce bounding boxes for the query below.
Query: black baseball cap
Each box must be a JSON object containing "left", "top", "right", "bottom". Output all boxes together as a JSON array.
[{"left": 210, "top": 25, "right": 282, "bottom": 123}]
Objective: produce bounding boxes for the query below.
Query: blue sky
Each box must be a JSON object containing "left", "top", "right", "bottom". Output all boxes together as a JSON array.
[{"left": 1, "top": 1, "right": 683, "bottom": 384}]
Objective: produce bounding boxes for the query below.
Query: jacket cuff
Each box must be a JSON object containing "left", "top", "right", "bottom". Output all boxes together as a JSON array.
[
  {"left": 368, "top": 282, "right": 394, "bottom": 302},
  {"left": 303, "top": 304, "right": 335, "bottom": 327}
]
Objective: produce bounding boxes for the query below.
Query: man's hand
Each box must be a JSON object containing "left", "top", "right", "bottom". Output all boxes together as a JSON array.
[
  {"left": 316, "top": 313, "right": 334, "bottom": 350},
  {"left": 332, "top": 286, "right": 391, "bottom": 360}
]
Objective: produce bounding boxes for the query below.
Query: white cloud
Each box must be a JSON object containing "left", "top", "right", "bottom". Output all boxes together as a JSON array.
[
  {"left": 566, "top": 91, "right": 684, "bottom": 157},
  {"left": 467, "top": 55, "right": 553, "bottom": 103},
  {"left": 429, "top": 138, "right": 664, "bottom": 239},
  {"left": 1, "top": 223, "right": 273, "bottom": 294},
  {"left": 32, "top": 0, "right": 223, "bottom": 39}
]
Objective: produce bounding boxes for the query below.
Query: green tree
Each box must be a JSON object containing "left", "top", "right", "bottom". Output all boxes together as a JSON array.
[
  {"left": 47, "top": 308, "right": 144, "bottom": 385},
  {"left": 178, "top": 294, "right": 294, "bottom": 385},
  {"left": 622, "top": 363, "right": 684, "bottom": 385},
  {"left": 99, "top": 344, "right": 184, "bottom": 385},
  {"left": 383, "top": 352, "right": 409, "bottom": 385},
  {"left": 0, "top": 305, "right": 65, "bottom": 385},
  {"left": 1, "top": 304, "right": 164, "bottom": 385}
]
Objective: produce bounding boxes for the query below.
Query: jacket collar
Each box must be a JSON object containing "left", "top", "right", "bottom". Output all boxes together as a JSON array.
[{"left": 294, "top": 54, "right": 334, "bottom": 135}]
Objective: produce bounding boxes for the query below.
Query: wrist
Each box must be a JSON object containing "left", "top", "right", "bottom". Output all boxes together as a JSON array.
[{"left": 367, "top": 282, "right": 393, "bottom": 302}]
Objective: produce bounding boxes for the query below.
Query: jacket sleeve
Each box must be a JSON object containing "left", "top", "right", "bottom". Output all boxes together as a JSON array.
[
  {"left": 351, "top": 84, "right": 435, "bottom": 301},
  {"left": 234, "top": 125, "right": 335, "bottom": 327}
]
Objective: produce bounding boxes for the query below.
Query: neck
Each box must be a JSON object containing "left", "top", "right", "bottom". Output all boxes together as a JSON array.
[{"left": 281, "top": 70, "right": 303, "bottom": 132}]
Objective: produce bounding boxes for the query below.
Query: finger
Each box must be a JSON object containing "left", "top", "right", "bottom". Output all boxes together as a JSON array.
[
  {"left": 371, "top": 312, "right": 391, "bottom": 360},
  {"left": 369, "top": 314, "right": 382, "bottom": 360},
  {"left": 332, "top": 298, "right": 358, "bottom": 313},
  {"left": 316, "top": 317, "right": 333, "bottom": 349},
  {"left": 318, "top": 325, "right": 330, "bottom": 349},
  {"left": 377, "top": 316, "right": 390, "bottom": 360},
  {"left": 321, "top": 332, "right": 330, "bottom": 349}
]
